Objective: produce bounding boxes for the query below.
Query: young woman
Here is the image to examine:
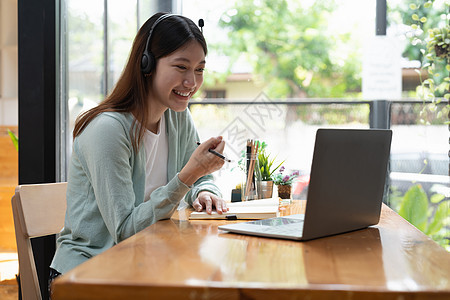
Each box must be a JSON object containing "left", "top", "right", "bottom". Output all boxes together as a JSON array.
[{"left": 50, "top": 13, "right": 228, "bottom": 278}]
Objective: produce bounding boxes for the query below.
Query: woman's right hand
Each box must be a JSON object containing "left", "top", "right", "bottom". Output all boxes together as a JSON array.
[{"left": 178, "top": 136, "right": 226, "bottom": 186}]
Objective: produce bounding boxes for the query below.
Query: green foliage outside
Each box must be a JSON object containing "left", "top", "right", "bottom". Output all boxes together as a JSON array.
[
  {"left": 410, "top": 102, "right": 449, "bottom": 125},
  {"left": 390, "top": 0, "right": 449, "bottom": 105},
  {"left": 390, "top": 184, "right": 449, "bottom": 250},
  {"left": 217, "top": 0, "right": 361, "bottom": 98},
  {"left": 67, "top": 5, "right": 137, "bottom": 103},
  {"left": 295, "top": 103, "right": 370, "bottom": 125},
  {"left": 67, "top": 9, "right": 104, "bottom": 102}
]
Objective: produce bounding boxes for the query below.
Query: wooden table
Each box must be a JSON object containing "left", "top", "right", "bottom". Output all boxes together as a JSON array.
[{"left": 52, "top": 201, "right": 450, "bottom": 300}]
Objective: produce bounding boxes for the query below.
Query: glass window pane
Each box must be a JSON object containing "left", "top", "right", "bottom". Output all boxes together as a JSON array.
[
  {"left": 138, "top": 0, "right": 159, "bottom": 27},
  {"left": 66, "top": 0, "right": 104, "bottom": 133},
  {"left": 189, "top": 101, "right": 371, "bottom": 197},
  {"left": 389, "top": 102, "right": 449, "bottom": 199},
  {"left": 61, "top": 0, "right": 141, "bottom": 179},
  {"left": 107, "top": 0, "right": 138, "bottom": 93}
]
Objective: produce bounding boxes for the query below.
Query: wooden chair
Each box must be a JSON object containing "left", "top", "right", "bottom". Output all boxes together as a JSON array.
[{"left": 11, "top": 182, "right": 67, "bottom": 300}]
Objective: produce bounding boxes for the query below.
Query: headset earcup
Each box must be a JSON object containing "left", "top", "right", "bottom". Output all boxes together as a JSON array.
[
  {"left": 141, "top": 51, "right": 155, "bottom": 74},
  {"left": 141, "top": 13, "right": 174, "bottom": 75},
  {"left": 147, "top": 53, "right": 155, "bottom": 73}
]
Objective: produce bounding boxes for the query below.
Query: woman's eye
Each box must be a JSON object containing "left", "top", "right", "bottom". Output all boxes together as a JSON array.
[
  {"left": 196, "top": 68, "right": 205, "bottom": 73},
  {"left": 176, "top": 65, "right": 187, "bottom": 70}
]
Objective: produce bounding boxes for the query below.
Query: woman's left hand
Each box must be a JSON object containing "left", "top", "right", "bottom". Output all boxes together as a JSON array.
[{"left": 192, "top": 191, "right": 229, "bottom": 214}]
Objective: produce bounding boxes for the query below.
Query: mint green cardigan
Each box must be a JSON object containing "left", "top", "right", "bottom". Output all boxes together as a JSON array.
[{"left": 51, "top": 109, "right": 221, "bottom": 274}]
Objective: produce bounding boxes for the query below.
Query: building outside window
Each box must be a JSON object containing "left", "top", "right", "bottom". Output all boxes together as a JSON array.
[{"left": 205, "top": 90, "right": 226, "bottom": 99}]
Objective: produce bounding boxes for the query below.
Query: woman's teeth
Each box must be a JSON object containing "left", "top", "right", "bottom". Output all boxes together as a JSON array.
[{"left": 173, "top": 90, "right": 191, "bottom": 97}]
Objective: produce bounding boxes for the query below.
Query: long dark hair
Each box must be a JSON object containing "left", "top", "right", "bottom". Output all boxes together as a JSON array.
[{"left": 73, "top": 13, "right": 207, "bottom": 151}]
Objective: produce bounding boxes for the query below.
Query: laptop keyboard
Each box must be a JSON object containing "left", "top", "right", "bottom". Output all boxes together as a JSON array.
[{"left": 247, "top": 216, "right": 304, "bottom": 236}]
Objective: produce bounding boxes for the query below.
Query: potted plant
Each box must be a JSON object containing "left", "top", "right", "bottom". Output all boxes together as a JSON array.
[
  {"left": 273, "top": 166, "right": 300, "bottom": 199},
  {"left": 256, "top": 141, "right": 284, "bottom": 198},
  {"left": 235, "top": 140, "right": 283, "bottom": 200}
]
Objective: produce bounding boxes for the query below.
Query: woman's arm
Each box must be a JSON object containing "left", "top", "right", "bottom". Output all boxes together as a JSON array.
[
  {"left": 174, "top": 110, "right": 228, "bottom": 213},
  {"left": 78, "top": 114, "right": 189, "bottom": 243}
]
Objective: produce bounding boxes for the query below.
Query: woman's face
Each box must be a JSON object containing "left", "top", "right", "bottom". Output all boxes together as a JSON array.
[{"left": 148, "top": 40, "right": 205, "bottom": 113}]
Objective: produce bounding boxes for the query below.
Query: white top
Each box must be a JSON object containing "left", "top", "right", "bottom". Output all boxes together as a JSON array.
[{"left": 143, "top": 114, "right": 168, "bottom": 201}]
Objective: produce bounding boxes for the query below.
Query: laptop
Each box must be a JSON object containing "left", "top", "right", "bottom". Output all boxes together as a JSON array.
[{"left": 218, "top": 128, "right": 392, "bottom": 240}]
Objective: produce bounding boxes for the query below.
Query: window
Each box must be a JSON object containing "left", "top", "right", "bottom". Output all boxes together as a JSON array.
[
  {"left": 60, "top": 0, "right": 165, "bottom": 179},
  {"left": 205, "top": 90, "right": 226, "bottom": 99}
]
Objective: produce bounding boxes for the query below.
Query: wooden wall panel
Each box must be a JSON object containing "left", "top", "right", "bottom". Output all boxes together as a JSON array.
[{"left": 0, "top": 126, "right": 18, "bottom": 251}]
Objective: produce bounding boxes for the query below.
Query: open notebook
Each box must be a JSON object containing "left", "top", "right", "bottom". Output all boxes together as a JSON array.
[
  {"left": 189, "top": 198, "right": 279, "bottom": 220},
  {"left": 218, "top": 128, "right": 392, "bottom": 241}
]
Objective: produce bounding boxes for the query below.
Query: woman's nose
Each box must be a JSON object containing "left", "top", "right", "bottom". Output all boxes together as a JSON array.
[{"left": 183, "top": 72, "right": 196, "bottom": 88}]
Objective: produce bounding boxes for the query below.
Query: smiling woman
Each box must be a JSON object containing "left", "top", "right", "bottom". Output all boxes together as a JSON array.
[{"left": 49, "top": 13, "right": 229, "bottom": 285}]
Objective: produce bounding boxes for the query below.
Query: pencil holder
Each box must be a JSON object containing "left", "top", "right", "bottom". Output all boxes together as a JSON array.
[{"left": 242, "top": 153, "right": 262, "bottom": 201}]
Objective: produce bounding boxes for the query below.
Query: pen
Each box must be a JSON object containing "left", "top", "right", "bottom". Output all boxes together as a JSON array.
[{"left": 196, "top": 141, "right": 231, "bottom": 162}]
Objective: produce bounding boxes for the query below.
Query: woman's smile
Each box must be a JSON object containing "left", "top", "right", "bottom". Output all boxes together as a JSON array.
[{"left": 173, "top": 89, "right": 194, "bottom": 98}]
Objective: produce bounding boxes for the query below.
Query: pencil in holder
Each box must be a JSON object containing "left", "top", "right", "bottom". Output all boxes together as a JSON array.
[{"left": 242, "top": 140, "right": 262, "bottom": 201}]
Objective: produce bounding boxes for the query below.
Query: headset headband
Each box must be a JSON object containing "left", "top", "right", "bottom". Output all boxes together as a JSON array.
[{"left": 141, "top": 14, "right": 175, "bottom": 74}]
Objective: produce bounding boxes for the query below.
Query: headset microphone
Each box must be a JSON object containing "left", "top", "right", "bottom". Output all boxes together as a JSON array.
[{"left": 198, "top": 19, "right": 204, "bottom": 33}]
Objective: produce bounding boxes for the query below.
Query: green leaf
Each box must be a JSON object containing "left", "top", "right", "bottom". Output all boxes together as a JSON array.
[
  {"left": 424, "top": 1, "right": 432, "bottom": 8},
  {"left": 7, "top": 129, "right": 18, "bottom": 151},
  {"left": 425, "top": 201, "right": 449, "bottom": 236},
  {"left": 444, "top": 93, "right": 450, "bottom": 100},
  {"left": 430, "top": 193, "right": 445, "bottom": 204},
  {"left": 398, "top": 185, "right": 428, "bottom": 232}
]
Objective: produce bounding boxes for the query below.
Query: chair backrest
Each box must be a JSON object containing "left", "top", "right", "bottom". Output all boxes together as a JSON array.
[{"left": 11, "top": 182, "right": 67, "bottom": 300}]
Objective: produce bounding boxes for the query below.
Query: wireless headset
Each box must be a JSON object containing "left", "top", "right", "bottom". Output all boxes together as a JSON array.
[{"left": 141, "top": 13, "right": 174, "bottom": 74}]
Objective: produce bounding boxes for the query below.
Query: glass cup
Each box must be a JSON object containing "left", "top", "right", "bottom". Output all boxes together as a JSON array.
[{"left": 241, "top": 154, "right": 262, "bottom": 201}]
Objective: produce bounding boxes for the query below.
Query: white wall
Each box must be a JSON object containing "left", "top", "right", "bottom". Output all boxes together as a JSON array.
[{"left": 0, "top": 0, "right": 18, "bottom": 126}]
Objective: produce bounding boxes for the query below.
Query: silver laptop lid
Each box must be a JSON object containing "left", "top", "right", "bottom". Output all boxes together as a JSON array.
[{"left": 301, "top": 128, "right": 392, "bottom": 240}]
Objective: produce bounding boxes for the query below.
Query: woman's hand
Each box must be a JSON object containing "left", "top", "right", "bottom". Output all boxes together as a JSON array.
[
  {"left": 192, "top": 191, "right": 229, "bottom": 214},
  {"left": 179, "top": 136, "right": 226, "bottom": 186}
]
